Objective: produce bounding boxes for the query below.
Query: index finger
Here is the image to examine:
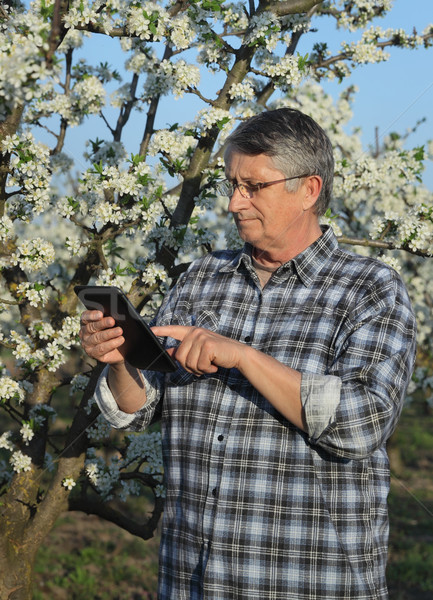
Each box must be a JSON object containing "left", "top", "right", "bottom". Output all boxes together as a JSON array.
[
  {"left": 151, "top": 325, "right": 193, "bottom": 341},
  {"left": 80, "top": 309, "right": 104, "bottom": 325}
]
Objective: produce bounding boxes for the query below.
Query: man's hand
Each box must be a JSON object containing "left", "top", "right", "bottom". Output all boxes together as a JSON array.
[
  {"left": 153, "top": 324, "right": 306, "bottom": 430},
  {"left": 79, "top": 310, "right": 126, "bottom": 364},
  {"left": 152, "top": 325, "right": 245, "bottom": 376}
]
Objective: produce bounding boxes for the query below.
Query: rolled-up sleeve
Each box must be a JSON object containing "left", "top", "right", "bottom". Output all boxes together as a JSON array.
[
  {"left": 301, "top": 373, "right": 342, "bottom": 440},
  {"left": 94, "top": 365, "right": 164, "bottom": 431},
  {"left": 301, "top": 275, "right": 416, "bottom": 460}
]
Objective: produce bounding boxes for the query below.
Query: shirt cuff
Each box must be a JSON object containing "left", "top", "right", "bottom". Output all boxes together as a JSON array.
[
  {"left": 93, "top": 365, "right": 160, "bottom": 430},
  {"left": 300, "top": 373, "right": 342, "bottom": 441}
]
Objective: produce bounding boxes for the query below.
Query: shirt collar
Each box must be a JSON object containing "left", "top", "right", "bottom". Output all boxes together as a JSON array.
[{"left": 219, "top": 226, "right": 339, "bottom": 287}]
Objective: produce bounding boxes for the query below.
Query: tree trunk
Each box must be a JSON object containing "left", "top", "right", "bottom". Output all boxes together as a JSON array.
[
  {"left": 0, "top": 471, "right": 41, "bottom": 600},
  {"left": 0, "top": 546, "right": 36, "bottom": 600}
]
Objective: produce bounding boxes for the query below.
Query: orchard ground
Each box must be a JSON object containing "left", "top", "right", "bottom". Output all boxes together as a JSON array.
[{"left": 32, "top": 394, "right": 433, "bottom": 600}]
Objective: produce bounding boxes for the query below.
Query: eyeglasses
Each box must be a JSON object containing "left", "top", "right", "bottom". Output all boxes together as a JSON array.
[{"left": 214, "top": 174, "right": 310, "bottom": 199}]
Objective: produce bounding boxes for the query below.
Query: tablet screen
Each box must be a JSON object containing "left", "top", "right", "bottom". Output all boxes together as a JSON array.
[{"left": 75, "top": 285, "right": 177, "bottom": 372}]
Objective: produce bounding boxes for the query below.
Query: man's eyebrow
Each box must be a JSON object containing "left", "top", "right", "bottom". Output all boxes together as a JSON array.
[{"left": 228, "top": 177, "right": 258, "bottom": 184}]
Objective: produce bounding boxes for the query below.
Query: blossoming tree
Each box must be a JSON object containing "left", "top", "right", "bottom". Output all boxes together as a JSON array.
[{"left": 1, "top": 0, "right": 433, "bottom": 597}]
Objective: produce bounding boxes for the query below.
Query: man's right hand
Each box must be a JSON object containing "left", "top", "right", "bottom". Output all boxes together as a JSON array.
[{"left": 79, "top": 310, "right": 126, "bottom": 364}]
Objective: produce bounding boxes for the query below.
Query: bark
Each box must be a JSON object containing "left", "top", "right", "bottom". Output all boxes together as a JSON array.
[
  {"left": 0, "top": 365, "right": 105, "bottom": 599},
  {"left": 0, "top": 470, "right": 47, "bottom": 600}
]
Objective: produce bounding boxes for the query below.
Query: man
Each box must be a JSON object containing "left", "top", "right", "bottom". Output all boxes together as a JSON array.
[{"left": 80, "top": 108, "right": 416, "bottom": 599}]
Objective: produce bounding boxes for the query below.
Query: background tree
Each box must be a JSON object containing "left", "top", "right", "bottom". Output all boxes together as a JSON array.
[{"left": 1, "top": 0, "right": 432, "bottom": 598}]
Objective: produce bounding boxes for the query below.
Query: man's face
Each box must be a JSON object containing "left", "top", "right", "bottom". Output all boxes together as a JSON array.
[{"left": 225, "top": 151, "right": 312, "bottom": 258}]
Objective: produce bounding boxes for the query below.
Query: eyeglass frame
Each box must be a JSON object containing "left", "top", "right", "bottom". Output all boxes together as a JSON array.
[{"left": 214, "top": 173, "right": 311, "bottom": 199}]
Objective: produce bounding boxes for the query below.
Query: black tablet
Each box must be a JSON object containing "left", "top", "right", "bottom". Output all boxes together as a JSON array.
[{"left": 75, "top": 285, "right": 177, "bottom": 372}]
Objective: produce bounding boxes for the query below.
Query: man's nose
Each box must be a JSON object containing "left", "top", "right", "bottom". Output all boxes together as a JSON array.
[{"left": 228, "top": 188, "right": 251, "bottom": 213}]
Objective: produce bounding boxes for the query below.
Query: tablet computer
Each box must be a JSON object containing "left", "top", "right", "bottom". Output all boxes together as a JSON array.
[{"left": 75, "top": 285, "right": 177, "bottom": 373}]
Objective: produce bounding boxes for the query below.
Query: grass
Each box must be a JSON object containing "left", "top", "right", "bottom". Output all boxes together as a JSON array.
[
  {"left": 31, "top": 396, "right": 433, "bottom": 599},
  {"left": 386, "top": 395, "right": 433, "bottom": 599},
  {"left": 33, "top": 512, "right": 160, "bottom": 599}
]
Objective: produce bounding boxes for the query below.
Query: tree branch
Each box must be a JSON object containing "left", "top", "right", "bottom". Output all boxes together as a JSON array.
[
  {"left": 68, "top": 494, "right": 164, "bottom": 540},
  {"left": 45, "top": 0, "right": 70, "bottom": 67},
  {"left": 266, "top": 0, "right": 323, "bottom": 17},
  {"left": 113, "top": 73, "right": 139, "bottom": 141},
  {"left": 337, "top": 235, "right": 432, "bottom": 258},
  {"left": 139, "top": 45, "right": 174, "bottom": 157},
  {"left": 312, "top": 31, "right": 433, "bottom": 74}
]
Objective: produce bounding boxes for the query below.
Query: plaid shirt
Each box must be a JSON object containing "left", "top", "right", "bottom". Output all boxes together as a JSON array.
[{"left": 95, "top": 227, "right": 416, "bottom": 599}]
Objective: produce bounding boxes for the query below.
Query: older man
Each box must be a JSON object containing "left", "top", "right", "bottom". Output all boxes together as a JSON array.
[{"left": 80, "top": 108, "right": 416, "bottom": 599}]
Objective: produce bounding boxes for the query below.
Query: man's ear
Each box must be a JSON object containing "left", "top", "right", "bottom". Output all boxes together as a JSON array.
[{"left": 302, "top": 175, "right": 322, "bottom": 211}]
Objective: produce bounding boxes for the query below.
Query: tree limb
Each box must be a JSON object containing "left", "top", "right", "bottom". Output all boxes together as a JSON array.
[
  {"left": 68, "top": 494, "right": 164, "bottom": 540},
  {"left": 338, "top": 235, "right": 432, "bottom": 258},
  {"left": 266, "top": 0, "right": 323, "bottom": 17}
]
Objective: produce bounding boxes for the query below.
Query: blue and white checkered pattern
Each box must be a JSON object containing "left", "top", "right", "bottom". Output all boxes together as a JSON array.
[{"left": 95, "top": 227, "right": 416, "bottom": 599}]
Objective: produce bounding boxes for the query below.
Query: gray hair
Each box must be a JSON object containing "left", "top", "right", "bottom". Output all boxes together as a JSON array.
[{"left": 224, "top": 108, "right": 334, "bottom": 216}]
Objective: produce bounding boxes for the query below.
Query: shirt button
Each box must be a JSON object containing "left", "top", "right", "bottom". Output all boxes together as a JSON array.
[
  {"left": 244, "top": 335, "right": 251, "bottom": 342},
  {"left": 218, "top": 434, "right": 224, "bottom": 441},
  {"left": 212, "top": 487, "right": 217, "bottom": 497}
]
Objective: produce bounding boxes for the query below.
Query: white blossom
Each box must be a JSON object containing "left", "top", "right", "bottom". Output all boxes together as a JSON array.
[
  {"left": 144, "top": 59, "right": 200, "bottom": 100},
  {"left": 155, "top": 484, "right": 166, "bottom": 498},
  {"left": 169, "top": 14, "right": 196, "bottom": 50},
  {"left": 0, "top": 10, "right": 57, "bottom": 117},
  {"left": 65, "top": 237, "right": 84, "bottom": 256},
  {"left": 84, "top": 455, "right": 119, "bottom": 499},
  {"left": 29, "top": 320, "right": 55, "bottom": 340},
  {"left": 194, "top": 108, "right": 232, "bottom": 135},
  {"left": 62, "top": 0, "right": 99, "bottom": 29},
  {"left": 86, "top": 414, "right": 112, "bottom": 442},
  {"left": 94, "top": 201, "right": 124, "bottom": 225},
  {"left": 110, "top": 82, "right": 133, "bottom": 108},
  {"left": 1, "top": 132, "right": 52, "bottom": 217},
  {"left": 259, "top": 55, "right": 308, "bottom": 89},
  {"left": 141, "top": 263, "right": 168, "bottom": 286},
  {"left": 197, "top": 43, "right": 231, "bottom": 72},
  {"left": 60, "top": 315, "right": 81, "bottom": 343},
  {"left": 70, "top": 374, "right": 90, "bottom": 395},
  {"left": 0, "top": 431, "right": 14, "bottom": 451},
  {"left": 377, "top": 254, "right": 402, "bottom": 273},
  {"left": 29, "top": 404, "right": 57, "bottom": 426},
  {"left": 95, "top": 268, "right": 125, "bottom": 288},
  {"left": 222, "top": 4, "right": 249, "bottom": 30},
  {"left": 148, "top": 129, "right": 196, "bottom": 161},
  {"left": 229, "top": 82, "right": 256, "bottom": 101},
  {"left": 73, "top": 75, "right": 106, "bottom": 114},
  {"left": 342, "top": 33, "right": 390, "bottom": 66},
  {"left": 0, "top": 216, "right": 14, "bottom": 241},
  {"left": 62, "top": 477, "right": 77, "bottom": 491},
  {"left": 0, "top": 376, "right": 25, "bottom": 404},
  {"left": 333, "top": 0, "right": 393, "bottom": 31},
  {"left": 246, "top": 11, "right": 281, "bottom": 51},
  {"left": 11, "top": 238, "right": 55, "bottom": 272},
  {"left": 50, "top": 152, "right": 75, "bottom": 174},
  {"left": 20, "top": 423, "right": 35, "bottom": 446},
  {"left": 84, "top": 140, "right": 127, "bottom": 166},
  {"left": 10, "top": 450, "right": 32, "bottom": 473},
  {"left": 126, "top": 3, "right": 168, "bottom": 41},
  {"left": 319, "top": 214, "right": 343, "bottom": 237}
]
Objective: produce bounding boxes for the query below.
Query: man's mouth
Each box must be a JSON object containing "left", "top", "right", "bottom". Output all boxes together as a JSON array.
[{"left": 235, "top": 214, "right": 257, "bottom": 223}]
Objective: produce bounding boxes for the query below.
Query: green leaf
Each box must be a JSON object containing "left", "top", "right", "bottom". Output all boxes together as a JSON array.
[
  {"left": 414, "top": 146, "right": 425, "bottom": 162},
  {"left": 216, "top": 116, "right": 230, "bottom": 131},
  {"left": 297, "top": 53, "right": 310, "bottom": 71}
]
